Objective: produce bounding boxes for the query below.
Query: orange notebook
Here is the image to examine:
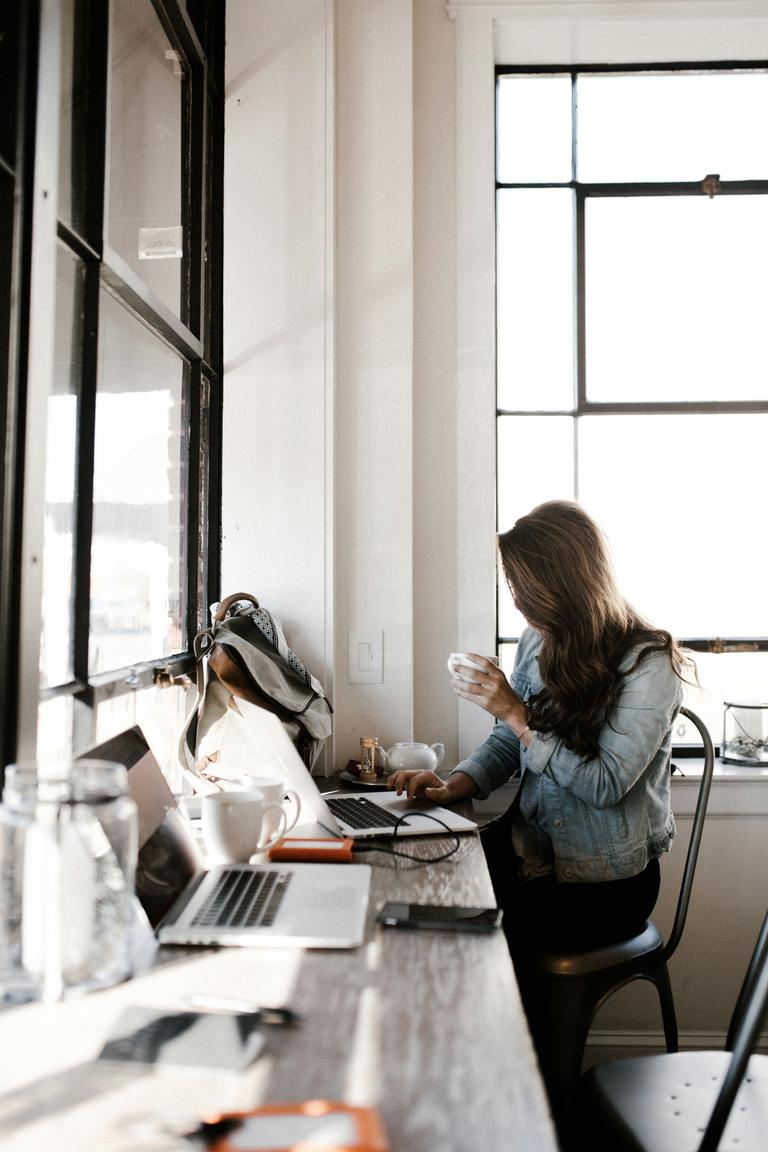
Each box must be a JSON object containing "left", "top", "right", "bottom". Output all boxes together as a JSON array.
[
  {"left": 267, "top": 836, "right": 354, "bottom": 863},
  {"left": 198, "top": 1100, "right": 389, "bottom": 1152}
]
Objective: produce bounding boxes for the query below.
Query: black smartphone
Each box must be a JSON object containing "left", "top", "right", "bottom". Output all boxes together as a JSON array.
[{"left": 376, "top": 901, "right": 502, "bottom": 933}]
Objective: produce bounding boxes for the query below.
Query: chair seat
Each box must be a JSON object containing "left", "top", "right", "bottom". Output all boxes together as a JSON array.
[
  {"left": 584, "top": 1051, "right": 768, "bottom": 1152},
  {"left": 536, "top": 921, "right": 664, "bottom": 977}
]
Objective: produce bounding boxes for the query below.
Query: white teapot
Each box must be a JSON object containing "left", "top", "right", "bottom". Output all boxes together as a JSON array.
[{"left": 384, "top": 741, "right": 445, "bottom": 773}]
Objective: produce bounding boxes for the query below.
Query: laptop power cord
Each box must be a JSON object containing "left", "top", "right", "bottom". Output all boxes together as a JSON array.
[{"left": 351, "top": 812, "right": 461, "bottom": 865}]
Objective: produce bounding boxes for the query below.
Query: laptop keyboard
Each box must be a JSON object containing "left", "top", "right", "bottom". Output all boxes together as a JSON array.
[
  {"left": 191, "top": 868, "right": 292, "bottom": 929},
  {"left": 325, "top": 795, "right": 403, "bottom": 830}
]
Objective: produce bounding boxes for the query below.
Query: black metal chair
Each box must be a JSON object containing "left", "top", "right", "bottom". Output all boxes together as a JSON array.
[
  {"left": 581, "top": 904, "right": 768, "bottom": 1152},
  {"left": 529, "top": 706, "right": 715, "bottom": 1133}
]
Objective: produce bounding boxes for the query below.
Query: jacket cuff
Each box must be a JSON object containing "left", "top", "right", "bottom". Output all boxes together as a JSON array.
[
  {"left": 520, "top": 731, "right": 552, "bottom": 777},
  {"left": 449, "top": 759, "right": 494, "bottom": 801}
]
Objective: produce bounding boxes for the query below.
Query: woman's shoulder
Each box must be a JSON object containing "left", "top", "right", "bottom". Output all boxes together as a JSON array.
[
  {"left": 619, "top": 638, "right": 681, "bottom": 694},
  {"left": 513, "top": 627, "right": 543, "bottom": 677},
  {"left": 517, "top": 627, "right": 543, "bottom": 658},
  {"left": 620, "top": 637, "right": 675, "bottom": 669}
]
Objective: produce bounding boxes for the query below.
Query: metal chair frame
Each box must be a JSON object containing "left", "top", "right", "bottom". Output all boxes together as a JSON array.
[
  {"left": 583, "top": 903, "right": 768, "bottom": 1152},
  {"left": 531, "top": 706, "right": 716, "bottom": 1129}
]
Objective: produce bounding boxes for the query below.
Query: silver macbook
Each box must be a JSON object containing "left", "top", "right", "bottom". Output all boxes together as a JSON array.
[
  {"left": 231, "top": 701, "right": 478, "bottom": 841},
  {"left": 82, "top": 728, "right": 371, "bottom": 950}
]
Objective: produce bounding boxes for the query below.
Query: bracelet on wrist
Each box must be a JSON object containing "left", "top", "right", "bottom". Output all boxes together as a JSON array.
[{"left": 518, "top": 725, "right": 531, "bottom": 741}]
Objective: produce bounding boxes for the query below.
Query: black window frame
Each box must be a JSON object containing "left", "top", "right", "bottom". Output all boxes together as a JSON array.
[
  {"left": 495, "top": 60, "right": 768, "bottom": 655},
  {"left": 1, "top": 0, "right": 224, "bottom": 775}
]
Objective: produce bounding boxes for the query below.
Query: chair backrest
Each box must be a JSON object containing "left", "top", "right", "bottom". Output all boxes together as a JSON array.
[
  {"left": 725, "top": 903, "right": 768, "bottom": 1050},
  {"left": 661, "top": 706, "right": 715, "bottom": 962},
  {"left": 698, "top": 905, "right": 768, "bottom": 1152}
]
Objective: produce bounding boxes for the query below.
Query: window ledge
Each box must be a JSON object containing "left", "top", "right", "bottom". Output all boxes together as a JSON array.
[
  {"left": 672, "top": 759, "right": 768, "bottom": 816},
  {"left": 673, "top": 758, "right": 768, "bottom": 782}
]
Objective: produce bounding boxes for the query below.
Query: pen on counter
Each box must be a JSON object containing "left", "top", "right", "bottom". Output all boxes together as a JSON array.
[{"left": 188, "top": 994, "right": 300, "bottom": 1024}]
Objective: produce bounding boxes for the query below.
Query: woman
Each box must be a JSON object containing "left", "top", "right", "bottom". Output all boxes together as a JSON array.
[{"left": 388, "top": 500, "right": 692, "bottom": 963}]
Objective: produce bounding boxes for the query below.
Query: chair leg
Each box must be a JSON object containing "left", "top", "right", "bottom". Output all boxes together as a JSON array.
[
  {"left": 525, "top": 975, "right": 596, "bottom": 1141},
  {"left": 653, "top": 963, "right": 679, "bottom": 1053}
]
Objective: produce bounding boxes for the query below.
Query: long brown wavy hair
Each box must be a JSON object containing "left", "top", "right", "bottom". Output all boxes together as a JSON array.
[{"left": 497, "top": 500, "right": 691, "bottom": 758}]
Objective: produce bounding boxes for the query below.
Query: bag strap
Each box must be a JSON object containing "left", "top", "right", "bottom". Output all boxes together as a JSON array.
[
  {"left": 214, "top": 592, "right": 259, "bottom": 623},
  {"left": 192, "top": 594, "right": 260, "bottom": 689}
]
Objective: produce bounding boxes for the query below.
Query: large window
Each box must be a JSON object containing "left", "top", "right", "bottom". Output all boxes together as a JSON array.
[
  {"left": 2, "top": 0, "right": 224, "bottom": 773},
  {"left": 496, "top": 65, "right": 768, "bottom": 743}
]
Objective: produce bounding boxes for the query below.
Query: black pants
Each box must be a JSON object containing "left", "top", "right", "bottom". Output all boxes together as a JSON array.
[
  {"left": 481, "top": 809, "right": 662, "bottom": 1148},
  {"left": 480, "top": 806, "right": 660, "bottom": 958}
]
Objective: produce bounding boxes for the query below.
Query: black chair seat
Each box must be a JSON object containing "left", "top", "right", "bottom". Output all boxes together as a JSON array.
[
  {"left": 585, "top": 1051, "right": 768, "bottom": 1152},
  {"left": 538, "top": 920, "right": 664, "bottom": 976}
]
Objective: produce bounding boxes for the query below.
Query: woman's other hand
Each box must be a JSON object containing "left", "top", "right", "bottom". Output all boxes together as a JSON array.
[
  {"left": 451, "top": 653, "right": 527, "bottom": 730},
  {"left": 386, "top": 769, "right": 477, "bottom": 804}
]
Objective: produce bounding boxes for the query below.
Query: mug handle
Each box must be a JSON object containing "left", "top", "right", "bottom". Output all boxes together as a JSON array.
[
  {"left": 259, "top": 802, "right": 288, "bottom": 851},
  {"left": 281, "top": 787, "right": 301, "bottom": 832},
  {"left": 431, "top": 743, "right": 445, "bottom": 767}
]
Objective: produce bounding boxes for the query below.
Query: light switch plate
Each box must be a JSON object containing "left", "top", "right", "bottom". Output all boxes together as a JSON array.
[{"left": 348, "top": 630, "right": 383, "bottom": 683}]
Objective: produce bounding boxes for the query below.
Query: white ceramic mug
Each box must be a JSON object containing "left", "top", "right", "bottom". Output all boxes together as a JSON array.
[
  {"left": 201, "top": 789, "right": 287, "bottom": 864},
  {"left": 238, "top": 775, "right": 301, "bottom": 847},
  {"left": 447, "top": 652, "right": 499, "bottom": 682}
]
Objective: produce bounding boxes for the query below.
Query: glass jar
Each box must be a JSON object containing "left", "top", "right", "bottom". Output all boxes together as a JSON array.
[
  {"left": 721, "top": 702, "right": 768, "bottom": 766},
  {"left": 0, "top": 760, "right": 138, "bottom": 1002},
  {"left": 359, "top": 737, "right": 384, "bottom": 781}
]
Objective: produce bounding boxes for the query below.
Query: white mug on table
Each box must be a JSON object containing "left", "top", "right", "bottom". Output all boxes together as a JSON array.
[
  {"left": 237, "top": 774, "right": 301, "bottom": 847},
  {"left": 201, "top": 789, "right": 287, "bottom": 864}
]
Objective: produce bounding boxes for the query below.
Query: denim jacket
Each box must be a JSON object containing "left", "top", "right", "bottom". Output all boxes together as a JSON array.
[{"left": 452, "top": 628, "right": 682, "bottom": 883}]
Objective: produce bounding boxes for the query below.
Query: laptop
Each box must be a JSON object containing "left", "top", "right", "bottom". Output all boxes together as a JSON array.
[
  {"left": 227, "top": 701, "right": 478, "bottom": 841},
  {"left": 81, "top": 728, "right": 371, "bottom": 949}
]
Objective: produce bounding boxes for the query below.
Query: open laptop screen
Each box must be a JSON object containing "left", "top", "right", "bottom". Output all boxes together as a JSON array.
[{"left": 79, "top": 727, "right": 203, "bottom": 928}]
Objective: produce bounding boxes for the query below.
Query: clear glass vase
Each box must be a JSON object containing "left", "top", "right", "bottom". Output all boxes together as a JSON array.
[
  {"left": 0, "top": 760, "right": 138, "bottom": 1002},
  {"left": 721, "top": 702, "right": 768, "bottom": 766}
]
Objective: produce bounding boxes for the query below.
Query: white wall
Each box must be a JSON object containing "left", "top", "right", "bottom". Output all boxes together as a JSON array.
[
  {"left": 223, "top": 0, "right": 487, "bottom": 770},
  {"left": 413, "top": 2, "right": 463, "bottom": 754},
  {"left": 333, "top": 0, "right": 416, "bottom": 762},
  {"left": 222, "top": 0, "right": 332, "bottom": 757},
  {"left": 223, "top": 0, "right": 768, "bottom": 1041}
]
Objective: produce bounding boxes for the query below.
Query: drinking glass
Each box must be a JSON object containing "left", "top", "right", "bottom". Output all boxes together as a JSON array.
[{"left": 0, "top": 760, "right": 138, "bottom": 1002}]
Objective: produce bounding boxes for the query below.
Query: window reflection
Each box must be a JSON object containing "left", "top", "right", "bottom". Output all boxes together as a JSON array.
[
  {"left": 497, "top": 415, "right": 575, "bottom": 639},
  {"left": 680, "top": 652, "right": 768, "bottom": 752},
  {"left": 90, "top": 290, "right": 186, "bottom": 674},
  {"left": 577, "top": 72, "right": 768, "bottom": 183},
  {"left": 497, "top": 189, "right": 574, "bottom": 412},
  {"left": 40, "top": 246, "right": 84, "bottom": 688},
  {"left": 578, "top": 413, "right": 768, "bottom": 637},
  {"left": 585, "top": 196, "right": 768, "bottom": 403},
  {"left": 36, "top": 696, "right": 75, "bottom": 763},
  {"left": 108, "top": 0, "right": 185, "bottom": 316},
  {"left": 497, "top": 74, "right": 572, "bottom": 184}
]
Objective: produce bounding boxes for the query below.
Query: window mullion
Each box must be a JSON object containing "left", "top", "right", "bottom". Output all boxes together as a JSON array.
[
  {"left": 185, "top": 360, "right": 201, "bottom": 644},
  {"left": 78, "top": 0, "right": 108, "bottom": 250},
  {"left": 72, "top": 259, "right": 99, "bottom": 685},
  {"left": 100, "top": 249, "right": 204, "bottom": 361},
  {"left": 575, "top": 187, "right": 586, "bottom": 411}
]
